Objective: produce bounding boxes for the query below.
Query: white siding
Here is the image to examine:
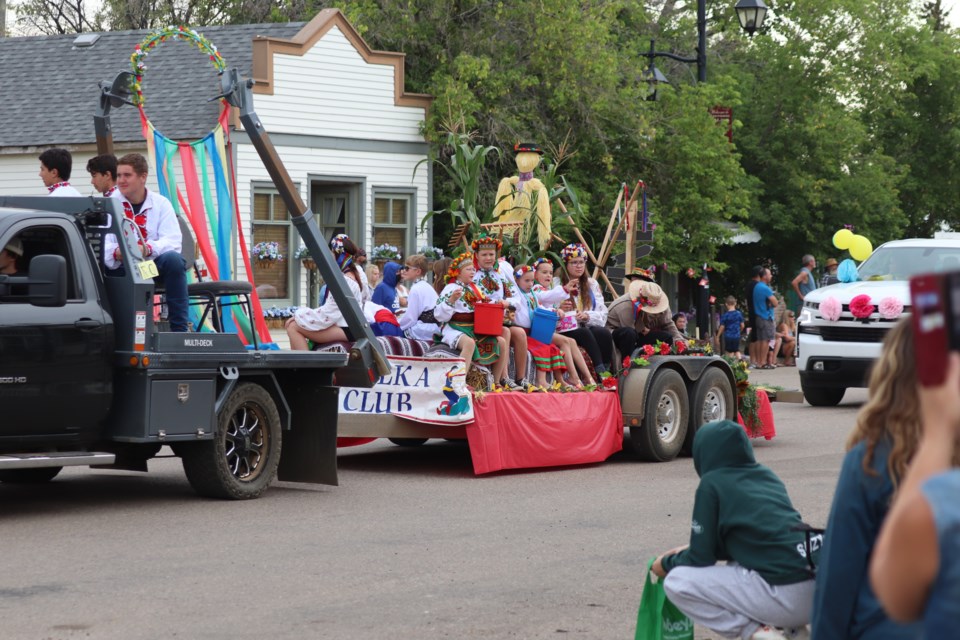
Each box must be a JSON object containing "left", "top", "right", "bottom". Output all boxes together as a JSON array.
[
  {"left": 0, "top": 149, "right": 154, "bottom": 196},
  {"left": 235, "top": 141, "right": 430, "bottom": 302},
  {"left": 255, "top": 26, "right": 425, "bottom": 143}
]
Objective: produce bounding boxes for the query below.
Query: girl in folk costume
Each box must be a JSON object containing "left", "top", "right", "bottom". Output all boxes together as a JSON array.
[
  {"left": 287, "top": 234, "right": 370, "bottom": 349},
  {"left": 433, "top": 252, "right": 511, "bottom": 385},
  {"left": 472, "top": 233, "right": 528, "bottom": 389},
  {"left": 530, "top": 258, "right": 597, "bottom": 386},
  {"left": 398, "top": 254, "right": 440, "bottom": 341},
  {"left": 554, "top": 243, "right": 614, "bottom": 374},
  {"left": 511, "top": 266, "right": 590, "bottom": 388}
]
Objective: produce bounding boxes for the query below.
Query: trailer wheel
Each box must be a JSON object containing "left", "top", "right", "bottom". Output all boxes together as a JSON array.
[
  {"left": 629, "top": 369, "right": 689, "bottom": 462},
  {"left": 388, "top": 438, "right": 429, "bottom": 447},
  {"left": 181, "top": 383, "right": 282, "bottom": 500},
  {"left": 0, "top": 467, "right": 62, "bottom": 483},
  {"left": 682, "top": 367, "right": 736, "bottom": 456}
]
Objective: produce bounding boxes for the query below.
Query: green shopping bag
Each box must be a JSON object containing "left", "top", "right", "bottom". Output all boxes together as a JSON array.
[{"left": 634, "top": 558, "right": 694, "bottom": 640}]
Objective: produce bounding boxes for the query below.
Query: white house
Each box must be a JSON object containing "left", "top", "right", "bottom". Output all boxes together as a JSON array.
[{"left": 0, "top": 9, "right": 433, "bottom": 315}]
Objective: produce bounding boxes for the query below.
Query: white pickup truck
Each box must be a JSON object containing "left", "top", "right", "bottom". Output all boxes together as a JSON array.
[{"left": 798, "top": 238, "right": 960, "bottom": 406}]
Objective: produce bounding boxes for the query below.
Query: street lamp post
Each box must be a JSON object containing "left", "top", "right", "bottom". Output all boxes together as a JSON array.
[
  {"left": 639, "top": 0, "right": 769, "bottom": 336},
  {"left": 642, "top": 0, "right": 768, "bottom": 92}
]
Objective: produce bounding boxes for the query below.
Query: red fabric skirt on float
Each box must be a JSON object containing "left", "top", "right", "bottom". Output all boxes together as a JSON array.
[
  {"left": 466, "top": 391, "right": 623, "bottom": 474},
  {"left": 737, "top": 389, "right": 776, "bottom": 440}
]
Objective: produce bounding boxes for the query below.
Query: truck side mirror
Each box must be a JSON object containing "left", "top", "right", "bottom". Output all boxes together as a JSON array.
[{"left": 28, "top": 254, "right": 67, "bottom": 307}]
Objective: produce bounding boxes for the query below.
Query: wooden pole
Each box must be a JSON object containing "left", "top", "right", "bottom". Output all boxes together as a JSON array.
[
  {"left": 592, "top": 185, "right": 625, "bottom": 279},
  {"left": 594, "top": 181, "right": 643, "bottom": 278},
  {"left": 622, "top": 183, "right": 643, "bottom": 276}
]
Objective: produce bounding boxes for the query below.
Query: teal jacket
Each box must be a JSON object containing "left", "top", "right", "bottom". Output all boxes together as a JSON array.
[{"left": 661, "top": 420, "right": 814, "bottom": 586}]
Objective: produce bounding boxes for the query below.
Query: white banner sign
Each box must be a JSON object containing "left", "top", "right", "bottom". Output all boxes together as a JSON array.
[{"left": 338, "top": 355, "right": 475, "bottom": 425}]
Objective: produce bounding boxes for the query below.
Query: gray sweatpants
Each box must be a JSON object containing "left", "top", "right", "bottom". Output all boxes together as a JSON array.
[{"left": 663, "top": 564, "right": 815, "bottom": 639}]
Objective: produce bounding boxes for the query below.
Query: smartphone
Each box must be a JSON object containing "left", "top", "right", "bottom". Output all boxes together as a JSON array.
[{"left": 910, "top": 272, "right": 960, "bottom": 386}]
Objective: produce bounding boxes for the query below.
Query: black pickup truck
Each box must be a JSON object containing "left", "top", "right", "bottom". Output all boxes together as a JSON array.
[{"left": 0, "top": 194, "right": 382, "bottom": 499}]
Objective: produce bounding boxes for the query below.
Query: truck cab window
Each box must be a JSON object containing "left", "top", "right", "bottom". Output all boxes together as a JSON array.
[{"left": 0, "top": 226, "right": 79, "bottom": 302}]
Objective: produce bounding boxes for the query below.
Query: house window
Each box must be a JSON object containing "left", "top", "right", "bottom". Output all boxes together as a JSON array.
[
  {"left": 373, "top": 193, "right": 412, "bottom": 258},
  {"left": 252, "top": 189, "right": 294, "bottom": 301}
]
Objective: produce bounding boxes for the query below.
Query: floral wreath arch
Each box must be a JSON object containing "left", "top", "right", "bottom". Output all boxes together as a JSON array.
[{"left": 127, "top": 26, "right": 271, "bottom": 344}]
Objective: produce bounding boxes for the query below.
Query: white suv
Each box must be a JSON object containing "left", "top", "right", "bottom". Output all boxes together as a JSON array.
[{"left": 798, "top": 239, "right": 960, "bottom": 406}]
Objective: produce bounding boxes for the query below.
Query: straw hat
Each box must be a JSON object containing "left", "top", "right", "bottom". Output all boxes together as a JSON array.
[
  {"left": 628, "top": 280, "right": 670, "bottom": 314},
  {"left": 824, "top": 258, "right": 838, "bottom": 269},
  {"left": 623, "top": 267, "right": 656, "bottom": 283}
]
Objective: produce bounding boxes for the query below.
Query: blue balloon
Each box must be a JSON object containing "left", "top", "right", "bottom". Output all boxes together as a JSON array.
[{"left": 837, "top": 258, "right": 859, "bottom": 283}]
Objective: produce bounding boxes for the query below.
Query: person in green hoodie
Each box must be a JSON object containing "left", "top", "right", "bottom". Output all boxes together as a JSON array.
[{"left": 651, "top": 420, "right": 818, "bottom": 640}]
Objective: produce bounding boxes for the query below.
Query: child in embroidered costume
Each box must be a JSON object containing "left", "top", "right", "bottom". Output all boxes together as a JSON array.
[
  {"left": 433, "top": 252, "right": 510, "bottom": 385},
  {"left": 531, "top": 258, "right": 597, "bottom": 386},
  {"left": 554, "top": 244, "right": 614, "bottom": 375},
  {"left": 511, "top": 265, "right": 591, "bottom": 389},
  {"left": 471, "top": 233, "right": 528, "bottom": 389}
]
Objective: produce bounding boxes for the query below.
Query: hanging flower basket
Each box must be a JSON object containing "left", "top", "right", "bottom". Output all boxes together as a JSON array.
[
  {"left": 252, "top": 241, "right": 284, "bottom": 269},
  {"left": 302, "top": 258, "right": 317, "bottom": 271}
]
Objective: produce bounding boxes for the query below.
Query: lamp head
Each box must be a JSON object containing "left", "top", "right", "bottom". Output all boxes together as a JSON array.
[{"left": 735, "top": 0, "right": 769, "bottom": 36}]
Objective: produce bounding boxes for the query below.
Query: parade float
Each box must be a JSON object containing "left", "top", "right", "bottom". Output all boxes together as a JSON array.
[{"left": 113, "top": 25, "right": 771, "bottom": 476}]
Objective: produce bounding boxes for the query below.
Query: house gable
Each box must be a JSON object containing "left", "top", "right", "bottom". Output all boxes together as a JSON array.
[
  {"left": 248, "top": 9, "right": 431, "bottom": 143},
  {"left": 252, "top": 9, "right": 431, "bottom": 109}
]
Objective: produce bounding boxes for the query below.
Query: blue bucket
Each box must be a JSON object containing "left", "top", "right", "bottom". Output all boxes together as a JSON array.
[{"left": 530, "top": 307, "right": 557, "bottom": 344}]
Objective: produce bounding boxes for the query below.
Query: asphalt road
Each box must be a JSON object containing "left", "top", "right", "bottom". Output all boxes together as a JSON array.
[{"left": 0, "top": 367, "right": 863, "bottom": 640}]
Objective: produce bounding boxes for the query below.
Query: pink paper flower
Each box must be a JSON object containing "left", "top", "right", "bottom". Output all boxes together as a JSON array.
[
  {"left": 878, "top": 296, "right": 904, "bottom": 320},
  {"left": 850, "top": 294, "right": 875, "bottom": 320},
  {"left": 820, "top": 297, "right": 842, "bottom": 322}
]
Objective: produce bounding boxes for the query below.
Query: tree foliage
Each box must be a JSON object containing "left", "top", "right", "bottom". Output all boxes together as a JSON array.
[{"left": 12, "top": 0, "right": 960, "bottom": 290}]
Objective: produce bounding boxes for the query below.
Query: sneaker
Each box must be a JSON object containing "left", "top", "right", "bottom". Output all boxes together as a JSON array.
[
  {"left": 500, "top": 378, "right": 523, "bottom": 391},
  {"left": 751, "top": 627, "right": 788, "bottom": 640}
]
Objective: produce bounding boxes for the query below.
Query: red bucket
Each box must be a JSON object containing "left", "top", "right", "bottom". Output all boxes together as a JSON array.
[{"left": 474, "top": 302, "right": 505, "bottom": 336}]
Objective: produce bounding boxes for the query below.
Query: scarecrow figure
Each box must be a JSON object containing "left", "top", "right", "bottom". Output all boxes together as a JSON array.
[{"left": 492, "top": 142, "right": 552, "bottom": 250}]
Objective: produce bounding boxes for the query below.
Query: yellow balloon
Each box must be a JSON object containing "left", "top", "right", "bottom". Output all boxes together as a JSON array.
[
  {"left": 849, "top": 235, "right": 873, "bottom": 262},
  {"left": 833, "top": 228, "right": 854, "bottom": 250}
]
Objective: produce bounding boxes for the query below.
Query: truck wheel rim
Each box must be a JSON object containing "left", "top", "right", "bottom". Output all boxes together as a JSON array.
[
  {"left": 224, "top": 402, "right": 269, "bottom": 481},
  {"left": 702, "top": 388, "right": 726, "bottom": 423},
  {"left": 657, "top": 390, "right": 681, "bottom": 442}
]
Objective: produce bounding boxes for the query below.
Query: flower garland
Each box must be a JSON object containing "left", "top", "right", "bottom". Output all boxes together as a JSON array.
[
  {"left": 599, "top": 340, "right": 714, "bottom": 391},
  {"left": 723, "top": 356, "right": 762, "bottom": 435},
  {"left": 130, "top": 26, "right": 226, "bottom": 107}
]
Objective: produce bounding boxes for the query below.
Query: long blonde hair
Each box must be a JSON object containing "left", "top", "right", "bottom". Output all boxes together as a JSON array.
[{"left": 847, "top": 318, "right": 959, "bottom": 490}]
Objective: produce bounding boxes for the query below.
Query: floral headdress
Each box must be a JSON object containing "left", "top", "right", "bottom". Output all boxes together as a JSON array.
[
  {"left": 471, "top": 232, "right": 503, "bottom": 254},
  {"left": 330, "top": 234, "right": 354, "bottom": 272},
  {"left": 531, "top": 257, "right": 552, "bottom": 271},
  {"left": 560, "top": 243, "right": 588, "bottom": 263},
  {"left": 330, "top": 234, "right": 349, "bottom": 255},
  {"left": 445, "top": 252, "right": 475, "bottom": 284},
  {"left": 514, "top": 265, "right": 533, "bottom": 279}
]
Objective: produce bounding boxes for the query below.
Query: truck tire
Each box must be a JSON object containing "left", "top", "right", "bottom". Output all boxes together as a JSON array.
[
  {"left": 181, "top": 383, "right": 282, "bottom": 500},
  {"left": 802, "top": 385, "right": 845, "bottom": 407},
  {"left": 0, "top": 467, "right": 62, "bottom": 483},
  {"left": 388, "top": 438, "right": 429, "bottom": 447},
  {"left": 682, "top": 367, "right": 736, "bottom": 456},
  {"left": 629, "top": 369, "right": 689, "bottom": 462}
]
